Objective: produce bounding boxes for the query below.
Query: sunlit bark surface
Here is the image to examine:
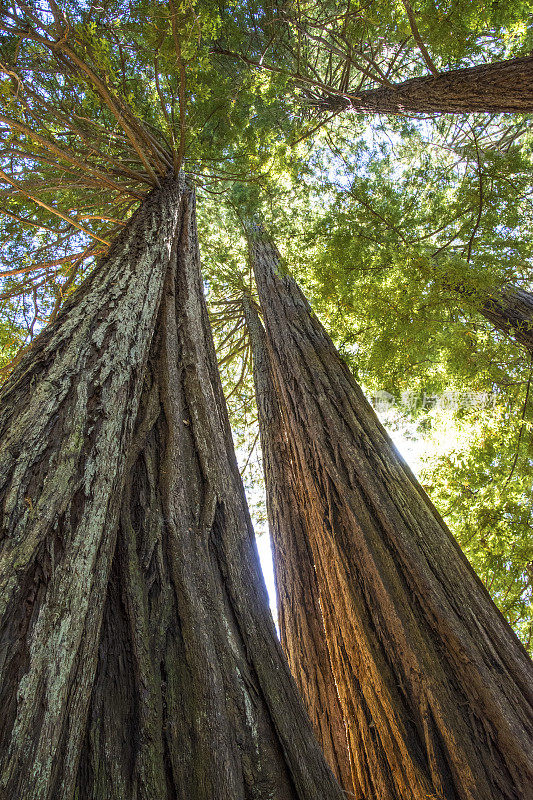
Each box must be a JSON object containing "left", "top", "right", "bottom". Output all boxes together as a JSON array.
[
  {"left": 244, "top": 298, "right": 353, "bottom": 794},
  {"left": 248, "top": 223, "right": 533, "bottom": 800},
  {"left": 0, "top": 178, "right": 345, "bottom": 800}
]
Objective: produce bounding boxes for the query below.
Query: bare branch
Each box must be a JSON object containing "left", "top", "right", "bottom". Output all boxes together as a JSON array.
[
  {"left": 399, "top": 0, "right": 439, "bottom": 76},
  {"left": 0, "top": 167, "right": 110, "bottom": 245}
]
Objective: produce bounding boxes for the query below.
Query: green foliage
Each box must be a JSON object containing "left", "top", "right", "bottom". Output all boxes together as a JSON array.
[
  {"left": 0, "top": 0, "right": 532, "bottom": 649},
  {"left": 419, "top": 403, "right": 533, "bottom": 650},
  {"left": 195, "top": 104, "right": 533, "bottom": 648},
  {"left": 214, "top": 0, "right": 533, "bottom": 119}
]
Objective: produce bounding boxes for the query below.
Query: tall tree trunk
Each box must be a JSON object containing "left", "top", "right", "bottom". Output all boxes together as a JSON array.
[
  {"left": 243, "top": 298, "right": 353, "bottom": 794},
  {"left": 325, "top": 55, "right": 533, "bottom": 114},
  {"left": 247, "top": 222, "right": 533, "bottom": 800},
  {"left": 433, "top": 264, "right": 533, "bottom": 355},
  {"left": 0, "top": 176, "right": 346, "bottom": 800},
  {"left": 474, "top": 286, "right": 533, "bottom": 354}
]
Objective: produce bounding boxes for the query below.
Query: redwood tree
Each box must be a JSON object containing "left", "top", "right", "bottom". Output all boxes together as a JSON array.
[
  {"left": 215, "top": 0, "right": 533, "bottom": 119},
  {"left": 215, "top": 50, "right": 533, "bottom": 116},
  {"left": 321, "top": 55, "right": 533, "bottom": 115},
  {"left": 0, "top": 176, "right": 349, "bottom": 799},
  {"left": 243, "top": 296, "right": 353, "bottom": 793},
  {"left": 0, "top": 11, "right": 349, "bottom": 797},
  {"left": 247, "top": 222, "right": 533, "bottom": 800},
  {"left": 467, "top": 285, "right": 533, "bottom": 355}
]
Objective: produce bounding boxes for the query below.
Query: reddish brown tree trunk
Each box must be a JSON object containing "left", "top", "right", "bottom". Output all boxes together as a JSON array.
[
  {"left": 247, "top": 222, "right": 533, "bottom": 800},
  {"left": 0, "top": 177, "right": 346, "bottom": 800},
  {"left": 243, "top": 298, "right": 353, "bottom": 794},
  {"left": 326, "top": 55, "right": 533, "bottom": 115}
]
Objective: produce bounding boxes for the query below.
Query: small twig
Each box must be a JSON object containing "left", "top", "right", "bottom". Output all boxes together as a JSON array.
[
  {"left": 240, "top": 430, "right": 260, "bottom": 476},
  {"left": 0, "top": 167, "right": 110, "bottom": 245}
]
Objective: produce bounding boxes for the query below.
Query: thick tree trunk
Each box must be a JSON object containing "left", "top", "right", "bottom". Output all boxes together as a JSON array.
[
  {"left": 247, "top": 222, "right": 533, "bottom": 800},
  {"left": 326, "top": 55, "right": 533, "bottom": 114},
  {"left": 0, "top": 176, "right": 346, "bottom": 800},
  {"left": 438, "top": 269, "right": 533, "bottom": 355},
  {"left": 476, "top": 287, "right": 533, "bottom": 354},
  {"left": 243, "top": 298, "right": 353, "bottom": 794}
]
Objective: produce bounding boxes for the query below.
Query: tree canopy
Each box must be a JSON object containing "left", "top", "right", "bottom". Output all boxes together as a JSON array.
[{"left": 0, "top": 0, "right": 532, "bottom": 653}]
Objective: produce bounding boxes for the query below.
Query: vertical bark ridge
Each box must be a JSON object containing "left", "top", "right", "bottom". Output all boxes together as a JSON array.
[
  {"left": 0, "top": 175, "right": 186, "bottom": 800},
  {"left": 145, "top": 187, "right": 344, "bottom": 800},
  {"left": 0, "top": 179, "right": 346, "bottom": 800},
  {"left": 247, "top": 221, "right": 533, "bottom": 800},
  {"left": 243, "top": 297, "right": 354, "bottom": 794}
]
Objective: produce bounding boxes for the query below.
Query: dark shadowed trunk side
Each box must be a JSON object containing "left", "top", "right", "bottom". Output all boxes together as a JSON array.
[
  {"left": 0, "top": 176, "right": 346, "bottom": 800},
  {"left": 243, "top": 298, "right": 353, "bottom": 794},
  {"left": 247, "top": 222, "right": 533, "bottom": 800},
  {"left": 325, "top": 55, "right": 533, "bottom": 115}
]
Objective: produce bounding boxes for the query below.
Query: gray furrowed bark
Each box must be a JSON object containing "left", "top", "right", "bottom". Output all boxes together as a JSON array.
[
  {"left": 0, "top": 178, "right": 345, "bottom": 800},
  {"left": 323, "top": 55, "right": 533, "bottom": 115},
  {"left": 0, "top": 175, "right": 185, "bottom": 799}
]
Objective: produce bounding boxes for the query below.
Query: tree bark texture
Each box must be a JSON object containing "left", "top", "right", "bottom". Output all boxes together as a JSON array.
[
  {"left": 326, "top": 55, "right": 533, "bottom": 115},
  {"left": 0, "top": 176, "right": 346, "bottom": 800},
  {"left": 478, "top": 286, "right": 533, "bottom": 355},
  {"left": 243, "top": 298, "right": 353, "bottom": 794},
  {"left": 247, "top": 223, "right": 533, "bottom": 800},
  {"left": 431, "top": 265, "right": 533, "bottom": 355}
]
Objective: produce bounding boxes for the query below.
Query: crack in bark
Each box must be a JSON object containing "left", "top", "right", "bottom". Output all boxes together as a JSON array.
[
  {"left": 247, "top": 222, "right": 533, "bottom": 800},
  {"left": 0, "top": 176, "right": 345, "bottom": 800}
]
